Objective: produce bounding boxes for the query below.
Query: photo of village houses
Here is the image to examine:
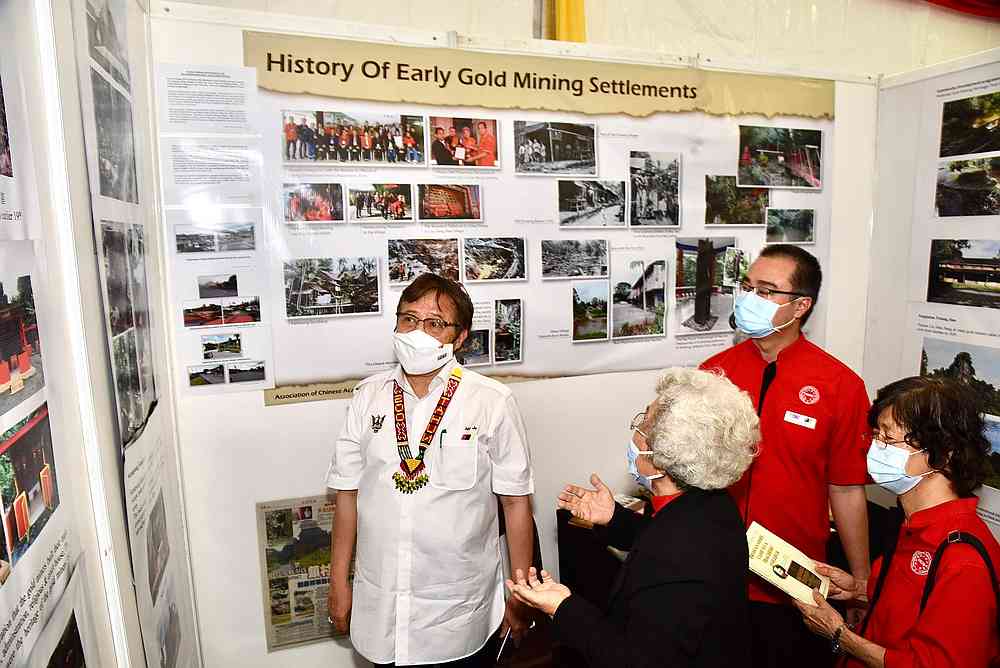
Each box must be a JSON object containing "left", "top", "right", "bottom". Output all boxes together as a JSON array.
[
  {"left": 348, "top": 184, "right": 412, "bottom": 222},
  {"left": 572, "top": 281, "right": 609, "bottom": 342},
  {"left": 388, "top": 239, "right": 461, "bottom": 285},
  {"left": 514, "top": 121, "right": 597, "bottom": 175},
  {"left": 182, "top": 300, "right": 224, "bottom": 327},
  {"left": 675, "top": 237, "right": 737, "bottom": 336},
  {"left": 935, "top": 158, "right": 1000, "bottom": 217},
  {"left": 201, "top": 333, "right": 242, "bottom": 361},
  {"left": 558, "top": 180, "right": 626, "bottom": 228},
  {"left": 940, "top": 91, "right": 1000, "bottom": 158},
  {"left": 737, "top": 125, "right": 823, "bottom": 189},
  {"left": 175, "top": 222, "right": 255, "bottom": 254},
  {"left": 187, "top": 363, "right": 225, "bottom": 386},
  {"left": 541, "top": 239, "right": 608, "bottom": 279},
  {"left": 222, "top": 297, "right": 261, "bottom": 324},
  {"left": 629, "top": 151, "right": 680, "bottom": 226},
  {"left": 457, "top": 329, "right": 491, "bottom": 367},
  {"left": 284, "top": 257, "right": 380, "bottom": 318},
  {"left": 494, "top": 299, "right": 523, "bottom": 364},
  {"left": 229, "top": 361, "right": 265, "bottom": 383},
  {"left": 927, "top": 239, "right": 1000, "bottom": 309},
  {"left": 463, "top": 238, "right": 526, "bottom": 282},
  {"left": 705, "top": 175, "right": 769, "bottom": 226},
  {"left": 766, "top": 209, "right": 815, "bottom": 244},
  {"left": 611, "top": 257, "right": 666, "bottom": 339}
]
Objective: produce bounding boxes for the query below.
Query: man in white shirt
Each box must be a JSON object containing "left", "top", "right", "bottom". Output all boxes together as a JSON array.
[{"left": 327, "top": 273, "right": 535, "bottom": 666}]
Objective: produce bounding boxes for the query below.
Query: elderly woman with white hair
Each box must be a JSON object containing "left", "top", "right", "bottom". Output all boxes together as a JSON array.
[{"left": 506, "top": 367, "right": 760, "bottom": 668}]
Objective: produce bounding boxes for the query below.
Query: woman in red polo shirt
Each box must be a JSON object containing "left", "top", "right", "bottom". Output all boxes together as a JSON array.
[{"left": 795, "top": 376, "right": 1000, "bottom": 667}]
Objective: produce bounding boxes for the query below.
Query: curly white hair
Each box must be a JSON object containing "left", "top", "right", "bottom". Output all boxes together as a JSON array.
[{"left": 648, "top": 367, "right": 760, "bottom": 490}]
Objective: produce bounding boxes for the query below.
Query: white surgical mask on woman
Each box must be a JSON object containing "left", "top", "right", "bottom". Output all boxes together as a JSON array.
[
  {"left": 393, "top": 329, "right": 454, "bottom": 375},
  {"left": 866, "top": 439, "right": 934, "bottom": 495},
  {"left": 626, "top": 438, "right": 664, "bottom": 493}
]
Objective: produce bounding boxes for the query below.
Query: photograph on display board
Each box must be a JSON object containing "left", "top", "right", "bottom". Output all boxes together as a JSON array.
[
  {"left": 86, "top": 0, "right": 131, "bottom": 92},
  {"left": 927, "top": 239, "right": 1000, "bottom": 309},
  {"left": 348, "top": 184, "right": 413, "bottom": 222},
  {"left": 513, "top": 121, "right": 597, "bottom": 176},
  {"left": 281, "top": 110, "right": 425, "bottom": 165},
  {"left": 939, "top": 91, "right": 1000, "bottom": 158},
  {"left": 629, "top": 152, "right": 680, "bottom": 227},
  {"left": 935, "top": 158, "right": 1000, "bottom": 217},
  {"left": 0, "top": 75, "right": 12, "bottom": 178},
  {"left": 0, "top": 248, "right": 44, "bottom": 422},
  {"left": 197, "top": 274, "right": 238, "bottom": 299},
  {"left": 182, "top": 300, "right": 224, "bottom": 328},
  {"left": 157, "top": 582, "right": 182, "bottom": 668},
  {"left": 187, "top": 363, "right": 225, "bottom": 387},
  {"left": 228, "top": 361, "right": 265, "bottom": 384},
  {"left": 100, "top": 223, "right": 133, "bottom": 337},
  {"left": 572, "top": 280, "right": 609, "bottom": 342},
  {"left": 284, "top": 258, "right": 380, "bottom": 318},
  {"left": 388, "top": 239, "right": 460, "bottom": 285},
  {"left": 200, "top": 333, "right": 242, "bottom": 361},
  {"left": 47, "top": 611, "right": 87, "bottom": 667},
  {"left": 722, "top": 247, "right": 749, "bottom": 288},
  {"left": 111, "top": 330, "right": 144, "bottom": 443},
  {"left": 766, "top": 208, "right": 815, "bottom": 244},
  {"left": 675, "top": 237, "right": 737, "bottom": 336},
  {"left": 126, "top": 227, "right": 156, "bottom": 421},
  {"left": 705, "top": 175, "right": 769, "bottom": 226},
  {"left": 494, "top": 299, "right": 522, "bottom": 364},
  {"left": 175, "top": 222, "right": 255, "bottom": 254},
  {"left": 737, "top": 126, "right": 822, "bottom": 189},
  {"left": 463, "top": 238, "right": 527, "bottom": 282},
  {"left": 611, "top": 257, "right": 666, "bottom": 339},
  {"left": 417, "top": 184, "right": 482, "bottom": 222},
  {"left": 222, "top": 296, "right": 261, "bottom": 324},
  {"left": 457, "top": 329, "right": 491, "bottom": 367},
  {"left": 557, "top": 180, "right": 626, "bottom": 228},
  {"left": 283, "top": 183, "right": 344, "bottom": 223},
  {"left": 428, "top": 117, "right": 499, "bottom": 168},
  {"left": 90, "top": 69, "right": 138, "bottom": 204},
  {"left": 146, "top": 489, "right": 171, "bottom": 605},
  {"left": 541, "top": 239, "right": 609, "bottom": 280},
  {"left": 0, "top": 403, "right": 59, "bottom": 567}
]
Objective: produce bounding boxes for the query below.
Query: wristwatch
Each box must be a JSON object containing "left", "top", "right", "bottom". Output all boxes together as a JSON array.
[{"left": 831, "top": 624, "right": 846, "bottom": 655}]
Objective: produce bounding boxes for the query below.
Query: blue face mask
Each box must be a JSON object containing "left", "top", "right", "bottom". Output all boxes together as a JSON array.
[
  {"left": 627, "top": 437, "right": 663, "bottom": 493},
  {"left": 866, "top": 440, "right": 933, "bottom": 495},
  {"left": 733, "top": 289, "right": 800, "bottom": 339}
]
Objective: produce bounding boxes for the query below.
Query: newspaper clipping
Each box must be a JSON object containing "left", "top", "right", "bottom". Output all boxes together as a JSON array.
[
  {"left": 747, "top": 521, "right": 829, "bottom": 604},
  {"left": 256, "top": 494, "right": 347, "bottom": 652}
]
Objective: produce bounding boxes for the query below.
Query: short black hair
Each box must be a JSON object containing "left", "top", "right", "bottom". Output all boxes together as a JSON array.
[
  {"left": 758, "top": 244, "right": 822, "bottom": 325},
  {"left": 398, "top": 273, "right": 473, "bottom": 334},
  {"left": 869, "top": 376, "right": 991, "bottom": 497}
]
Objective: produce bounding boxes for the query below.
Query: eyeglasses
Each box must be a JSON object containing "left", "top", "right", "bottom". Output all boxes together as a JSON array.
[
  {"left": 739, "top": 281, "right": 808, "bottom": 300},
  {"left": 872, "top": 431, "right": 911, "bottom": 448},
  {"left": 395, "top": 312, "right": 459, "bottom": 336}
]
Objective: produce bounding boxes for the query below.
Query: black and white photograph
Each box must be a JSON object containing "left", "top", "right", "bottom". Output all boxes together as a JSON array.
[
  {"left": 348, "top": 184, "right": 413, "bottom": 222},
  {"left": 126, "top": 226, "right": 156, "bottom": 421},
  {"left": 940, "top": 91, "right": 1000, "bottom": 158},
  {"left": 217, "top": 223, "right": 255, "bottom": 251},
  {"left": 766, "top": 208, "right": 816, "bottom": 244},
  {"left": 284, "top": 257, "right": 380, "bottom": 318},
  {"left": 388, "top": 238, "right": 461, "bottom": 285},
  {"left": 417, "top": 184, "right": 483, "bottom": 222},
  {"left": 47, "top": 612, "right": 87, "bottom": 667},
  {"left": 573, "top": 281, "right": 609, "bottom": 342},
  {"left": 927, "top": 239, "right": 1000, "bottom": 310},
  {"left": 111, "top": 329, "right": 144, "bottom": 444},
  {"left": 457, "top": 329, "right": 491, "bottom": 367},
  {"left": 201, "top": 333, "right": 242, "bottom": 361},
  {"left": 175, "top": 223, "right": 255, "bottom": 254},
  {"left": 0, "top": 244, "right": 45, "bottom": 421},
  {"left": 675, "top": 237, "right": 737, "bottom": 336},
  {"left": 463, "top": 238, "right": 527, "bottom": 282},
  {"left": 722, "top": 246, "right": 749, "bottom": 288},
  {"left": 229, "top": 361, "right": 266, "bottom": 384},
  {"left": 157, "top": 588, "right": 182, "bottom": 668},
  {"left": 221, "top": 297, "right": 261, "bottom": 324},
  {"left": 429, "top": 117, "right": 500, "bottom": 168},
  {"left": 187, "top": 364, "right": 225, "bottom": 387},
  {"left": 101, "top": 223, "right": 133, "bottom": 337},
  {"left": 629, "top": 151, "right": 680, "bottom": 226},
  {"left": 86, "top": 0, "right": 131, "bottom": 91},
  {"left": 0, "top": 75, "right": 12, "bottom": 179},
  {"left": 90, "top": 69, "right": 138, "bottom": 204},
  {"left": 283, "top": 183, "right": 344, "bottom": 223},
  {"left": 494, "top": 299, "right": 523, "bottom": 364},
  {"left": 611, "top": 257, "right": 666, "bottom": 339},
  {"left": 182, "top": 300, "right": 224, "bottom": 328},
  {"left": 935, "top": 158, "right": 1000, "bottom": 217},
  {"left": 738, "top": 125, "right": 822, "bottom": 189},
  {"left": 282, "top": 110, "right": 425, "bottom": 165},
  {"left": 705, "top": 175, "right": 769, "bottom": 226},
  {"left": 558, "top": 180, "right": 626, "bottom": 228},
  {"left": 197, "top": 274, "right": 238, "bottom": 298},
  {"left": 146, "top": 489, "right": 171, "bottom": 605},
  {"left": 541, "top": 239, "right": 608, "bottom": 279},
  {"left": 514, "top": 121, "right": 597, "bottom": 176}
]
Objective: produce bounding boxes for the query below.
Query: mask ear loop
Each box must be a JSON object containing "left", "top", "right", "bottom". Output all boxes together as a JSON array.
[{"left": 772, "top": 296, "right": 807, "bottom": 332}]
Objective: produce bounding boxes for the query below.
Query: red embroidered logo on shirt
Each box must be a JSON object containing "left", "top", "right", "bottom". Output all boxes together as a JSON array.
[
  {"left": 911, "top": 550, "right": 932, "bottom": 576},
  {"left": 799, "top": 385, "right": 820, "bottom": 405}
]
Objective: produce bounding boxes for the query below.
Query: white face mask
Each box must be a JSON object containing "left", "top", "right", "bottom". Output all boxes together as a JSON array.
[{"left": 393, "top": 329, "right": 454, "bottom": 375}]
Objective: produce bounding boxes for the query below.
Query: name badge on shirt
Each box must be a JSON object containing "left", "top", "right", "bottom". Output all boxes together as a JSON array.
[{"left": 784, "top": 410, "right": 817, "bottom": 430}]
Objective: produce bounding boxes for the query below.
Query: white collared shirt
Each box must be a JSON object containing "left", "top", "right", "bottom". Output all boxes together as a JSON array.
[{"left": 326, "top": 360, "right": 534, "bottom": 665}]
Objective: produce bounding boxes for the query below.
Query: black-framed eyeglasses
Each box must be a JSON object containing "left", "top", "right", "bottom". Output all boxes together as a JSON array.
[
  {"left": 395, "top": 312, "right": 460, "bottom": 335},
  {"left": 739, "top": 281, "right": 808, "bottom": 300},
  {"left": 872, "top": 431, "right": 911, "bottom": 448}
]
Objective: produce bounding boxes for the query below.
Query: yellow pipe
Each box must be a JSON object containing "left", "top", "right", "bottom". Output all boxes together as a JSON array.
[{"left": 554, "top": 0, "right": 586, "bottom": 42}]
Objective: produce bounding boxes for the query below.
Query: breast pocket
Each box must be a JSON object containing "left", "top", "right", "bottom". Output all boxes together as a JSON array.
[{"left": 429, "top": 433, "right": 479, "bottom": 491}]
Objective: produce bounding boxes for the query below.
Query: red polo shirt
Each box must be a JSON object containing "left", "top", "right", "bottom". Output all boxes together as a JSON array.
[
  {"left": 845, "top": 498, "right": 1000, "bottom": 668},
  {"left": 701, "top": 335, "right": 870, "bottom": 604}
]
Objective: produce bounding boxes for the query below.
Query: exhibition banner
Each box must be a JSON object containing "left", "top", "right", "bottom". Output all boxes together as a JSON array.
[{"left": 243, "top": 31, "right": 834, "bottom": 119}]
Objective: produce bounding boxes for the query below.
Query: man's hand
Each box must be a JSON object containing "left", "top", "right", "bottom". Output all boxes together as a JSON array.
[
  {"left": 793, "top": 590, "right": 845, "bottom": 640},
  {"left": 814, "top": 562, "right": 862, "bottom": 602},
  {"left": 499, "top": 593, "right": 531, "bottom": 646},
  {"left": 557, "top": 474, "right": 615, "bottom": 526},
  {"left": 328, "top": 578, "right": 352, "bottom": 635},
  {"left": 505, "top": 567, "right": 571, "bottom": 618}
]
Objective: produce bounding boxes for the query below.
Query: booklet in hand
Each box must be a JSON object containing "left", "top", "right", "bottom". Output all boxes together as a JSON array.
[{"left": 746, "top": 521, "right": 830, "bottom": 605}]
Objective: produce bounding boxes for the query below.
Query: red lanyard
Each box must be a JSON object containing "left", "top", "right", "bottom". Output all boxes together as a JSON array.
[{"left": 391, "top": 368, "right": 463, "bottom": 494}]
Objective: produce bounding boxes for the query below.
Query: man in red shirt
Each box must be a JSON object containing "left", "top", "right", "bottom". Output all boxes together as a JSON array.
[{"left": 701, "top": 244, "right": 871, "bottom": 667}]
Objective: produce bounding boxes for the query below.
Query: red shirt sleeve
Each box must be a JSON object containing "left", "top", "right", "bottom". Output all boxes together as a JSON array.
[
  {"left": 827, "top": 373, "right": 870, "bottom": 485},
  {"left": 883, "top": 555, "right": 998, "bottom": 668}
]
